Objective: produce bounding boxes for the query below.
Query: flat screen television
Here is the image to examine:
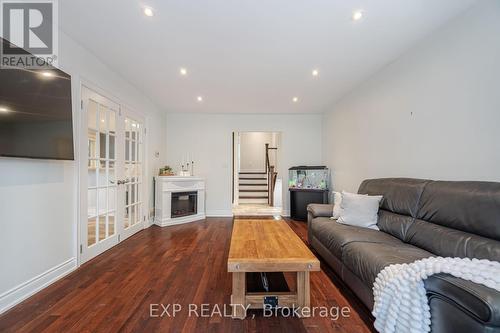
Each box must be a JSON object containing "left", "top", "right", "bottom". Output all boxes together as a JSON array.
[{"left": 0, "top": 37, "right": 74, "bottom": 160}]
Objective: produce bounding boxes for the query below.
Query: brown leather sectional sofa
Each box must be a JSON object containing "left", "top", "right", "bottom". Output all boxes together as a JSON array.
[{"left": 307, "top": 178, "right": 500, "bottom": 333}]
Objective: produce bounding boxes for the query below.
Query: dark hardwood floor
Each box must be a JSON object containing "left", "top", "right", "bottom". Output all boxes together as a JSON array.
[{"left": 0, "top": 218, "right": 375, "bottom": 333}]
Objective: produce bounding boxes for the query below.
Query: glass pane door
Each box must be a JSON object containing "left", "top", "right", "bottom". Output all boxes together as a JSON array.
[
  {"left": 80, "top": 87, "right": 145, "bottom": 263},
  {"left": 80, "top": 87, "right": 121, "bottom": 264},
  {"left": 87, "top": 99, "right": 117, "bottom": 246},
  {"left": 121, "top": 115, "right": 144, "bottom": 240}
]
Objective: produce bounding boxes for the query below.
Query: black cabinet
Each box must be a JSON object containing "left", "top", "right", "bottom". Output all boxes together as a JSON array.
[{"left": 289, "top": 188, "right": 329, "bottom": 221}]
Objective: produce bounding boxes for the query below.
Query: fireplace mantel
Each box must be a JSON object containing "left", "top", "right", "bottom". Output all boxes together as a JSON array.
[{"left": 154, "top": 176, "right": 206, "bottom": 227}]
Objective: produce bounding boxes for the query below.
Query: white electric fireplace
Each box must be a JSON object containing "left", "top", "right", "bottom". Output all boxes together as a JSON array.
[{"left": 154, "top": 176, "right": 206, "bottom": 226}]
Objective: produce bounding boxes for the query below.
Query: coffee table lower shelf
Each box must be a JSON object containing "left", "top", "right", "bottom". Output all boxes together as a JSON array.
[{"left": 230, "top": 271, "right": 310, "bottom": 319}]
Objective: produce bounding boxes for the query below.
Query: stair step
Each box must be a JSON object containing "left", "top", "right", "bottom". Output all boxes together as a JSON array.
[
  {"left": 239, "top": 191, "right": 268, "bottom": 197},
  {"left": 239, "top": 172, "right": 267, "bottom": 175},
  {"left": 239, "top": 195, "right": 269, "bottom": 199},
  {"left": 239, "top": 198, "right": 269, "bottom": 204},
  {"left": 239, "top": 184, "right": 267, "bottom": 187},
  {"left": 239, "top": 190, "right": 268, "bottom": 192},
  {"left": 240, "top": 177, "right": 267, "bottom": 183},
  {"left": 239, "top": 185, "right": 267, "bottom": 191}
]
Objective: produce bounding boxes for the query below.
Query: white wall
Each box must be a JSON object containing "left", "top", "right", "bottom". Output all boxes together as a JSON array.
[
  {"left": 323, "top": 1, "right": 500, "bottom": 193},
  {"left": 0, "top": 30, "right": 166, "bottom": 313},
  {"left": 239, "top": 132, "right": 277, "bottom": 172},
  {"left": 165, "top": 113, "right": 323, "bottom": 215}
]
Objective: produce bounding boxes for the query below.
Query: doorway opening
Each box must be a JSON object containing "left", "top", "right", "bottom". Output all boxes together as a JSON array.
[{"left": 232, "top": 132, "right": 282, "bottom": 217}]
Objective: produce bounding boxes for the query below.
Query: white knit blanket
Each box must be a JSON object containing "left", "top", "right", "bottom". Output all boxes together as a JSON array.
[{"left": 372, "top": 257, "right": 500, "bottom": 333}]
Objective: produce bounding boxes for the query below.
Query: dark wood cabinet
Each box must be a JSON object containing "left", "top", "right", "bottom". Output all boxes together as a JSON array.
[{"left": 289, "top": 188, "right": 329, "bottom": 221}]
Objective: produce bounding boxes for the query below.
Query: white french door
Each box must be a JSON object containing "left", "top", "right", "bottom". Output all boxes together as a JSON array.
[
  {"left": 79, "top": 87, "right": 145, "bottom": 263},
  {"left": 120, "top": 109, "right": 145, "bottom": 241}
]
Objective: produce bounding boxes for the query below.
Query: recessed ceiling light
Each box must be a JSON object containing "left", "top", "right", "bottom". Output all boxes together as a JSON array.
[
  {"left": 197, "top": 96, "right": 203, "bottom": 102},
  {"left": 179, "top": 68, "right": 187, "bottom": 76},
  {"left": 352, "top": 10, "right": 363, "bottom": 21},
  {"left": 0, "top": 107, "right": 9, "bottom": 113},
  {"left": 144, "top": 7, "right": 154, "bottom": 17},
  {"left": 292, "top": 97, "right": 299, "bottom": 103},
  {"left": 312, "top": 69, "right": 319, "bottom": 77}
]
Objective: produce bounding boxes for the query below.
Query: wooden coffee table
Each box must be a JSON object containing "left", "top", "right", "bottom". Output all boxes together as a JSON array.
[{"left": 227, "top": 219, "right": 320, "bottom": 319}]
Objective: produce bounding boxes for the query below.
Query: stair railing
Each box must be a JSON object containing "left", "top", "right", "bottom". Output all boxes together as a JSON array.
[{"left": 265, "top": 143, "right": 278, "bottom": 206}]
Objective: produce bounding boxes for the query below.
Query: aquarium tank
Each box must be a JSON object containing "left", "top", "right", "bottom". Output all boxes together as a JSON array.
[{"left": 288, "top": 166, "right": 329, "bottom": 190}]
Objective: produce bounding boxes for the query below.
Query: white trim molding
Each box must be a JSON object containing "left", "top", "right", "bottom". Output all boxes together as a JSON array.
[
  {"left": 206, "top": 210, "right": 234, "bottom": 217},
  {"left": 155, "top": 213, "right": 206, "bottom": 227},
  {"left": 0, "top": 257, "right": 77, "bottom": 314}
]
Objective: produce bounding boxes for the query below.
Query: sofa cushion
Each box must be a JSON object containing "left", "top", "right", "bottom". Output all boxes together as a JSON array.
[
  {"left": 358, "top": 178, "right": 430, "bottom": 241},
  {"left": 310, "top": 217, "right": 403, "bottom": 258},
  {"left": 332, "top": 191, "right": 342, "bottom": 219},
  {"left": 425, "top": 274, "right": 500, "bottom": 326},
  {"left": 358, "top": 178, "right": 429, "bottom": 217},
  {"left": 342, "top": 242, "right": 433, "bottom": 286},
  {"left": 416, "top": 180, "right": 500, "bottom": 241},
  {"left": 376, "top": 210, "right": 415, "bottom": 241},
  {"left": 337, "top": 191, "right": 383, "bottom": 230},
  {"left": 406, "top": 219, "right": 500, "bottom": 260}
]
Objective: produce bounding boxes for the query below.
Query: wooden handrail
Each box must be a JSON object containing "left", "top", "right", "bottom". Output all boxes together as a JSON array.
[
  {"left": 265, "top": 143, "right": 278, "bottom": 206},
  {"left": 268, "top": 167, "right": 277, "bottom": 206},
  {"left": 265, "top": 143, "right": 278, "bottom": 172}
]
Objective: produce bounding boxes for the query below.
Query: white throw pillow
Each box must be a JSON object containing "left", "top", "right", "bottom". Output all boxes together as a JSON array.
[
  {"left": 331, "top": 191, "right": 342, "bottom": 219},
  {"left": 337, "top": 191, "right": 383, "bottom": 230}
]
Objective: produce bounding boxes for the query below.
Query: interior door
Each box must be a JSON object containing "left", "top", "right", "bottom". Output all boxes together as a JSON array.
[
  {"left": 119, "top": 109, "right": 145, "bottom": 241},
  {"left": 80, "top": 87, "right": 145, "bottom": 263},
  {"left": 80, "top": 87, "right": 119, "bottom": 263}
]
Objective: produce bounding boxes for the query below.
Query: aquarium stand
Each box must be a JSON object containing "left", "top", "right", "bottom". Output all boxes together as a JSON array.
[{"left": 289, "top": 188, "right": 329, "bottom": 221}]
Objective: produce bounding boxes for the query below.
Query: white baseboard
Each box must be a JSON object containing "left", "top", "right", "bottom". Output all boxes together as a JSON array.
[
  {"left": 146, "top": 217, "right": 155, "bottom": 228},
  {"left": 281, "top": 210, "right": 290, "bottom": 217},
  {"left": 206, "top": 210, "right": 234, "bottom": 217},
  {"left": 149, "top": 211, "right": 233, "bottom": 221},
  {"left": 0, "top": 257, "right": 77, "bottom": 315},
  {"left": 155, "top": 213, "right": 206, "bottom": 227}
]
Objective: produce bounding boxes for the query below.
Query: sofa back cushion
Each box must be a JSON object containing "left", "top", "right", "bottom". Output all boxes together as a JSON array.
[
  {"left": 358, "top": 178, "right": 500, "bottom": 260},
  {"left": 406, "top": 180, "right": 500, "bottom": 260},
  {"left": 358, "top": 178, "right": 429, "bottom": 241},
  {"left": 415, "top": 181, "right": 500, "bottom": 240},
  {"left": 406, "top": 219, "right": 500, "bottom": 259}
]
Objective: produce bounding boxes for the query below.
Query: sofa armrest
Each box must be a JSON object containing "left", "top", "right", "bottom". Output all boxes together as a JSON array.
[
  {"left": 306, "top": 204, "right": 333, "bottom": 245},
  {"left": 307, "top": 204, "right": 333, "bottom": 219},
  {"left": 425, "top": 273, "right": 500, "bottom": 327}
]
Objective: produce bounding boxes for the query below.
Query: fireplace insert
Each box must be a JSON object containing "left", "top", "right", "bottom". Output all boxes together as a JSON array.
[{"left": 171, "top": 191, "right": 198, "bottom": 218}]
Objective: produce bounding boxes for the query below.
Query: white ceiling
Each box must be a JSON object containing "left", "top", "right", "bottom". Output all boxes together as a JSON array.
[{"left": 60, "top": 0, "right": 477, "bottom": 113}]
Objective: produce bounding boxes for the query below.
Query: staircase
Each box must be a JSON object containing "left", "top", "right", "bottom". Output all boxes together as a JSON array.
[{"left": 238, "top": 172, "right": 269, "bottom": 204}]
